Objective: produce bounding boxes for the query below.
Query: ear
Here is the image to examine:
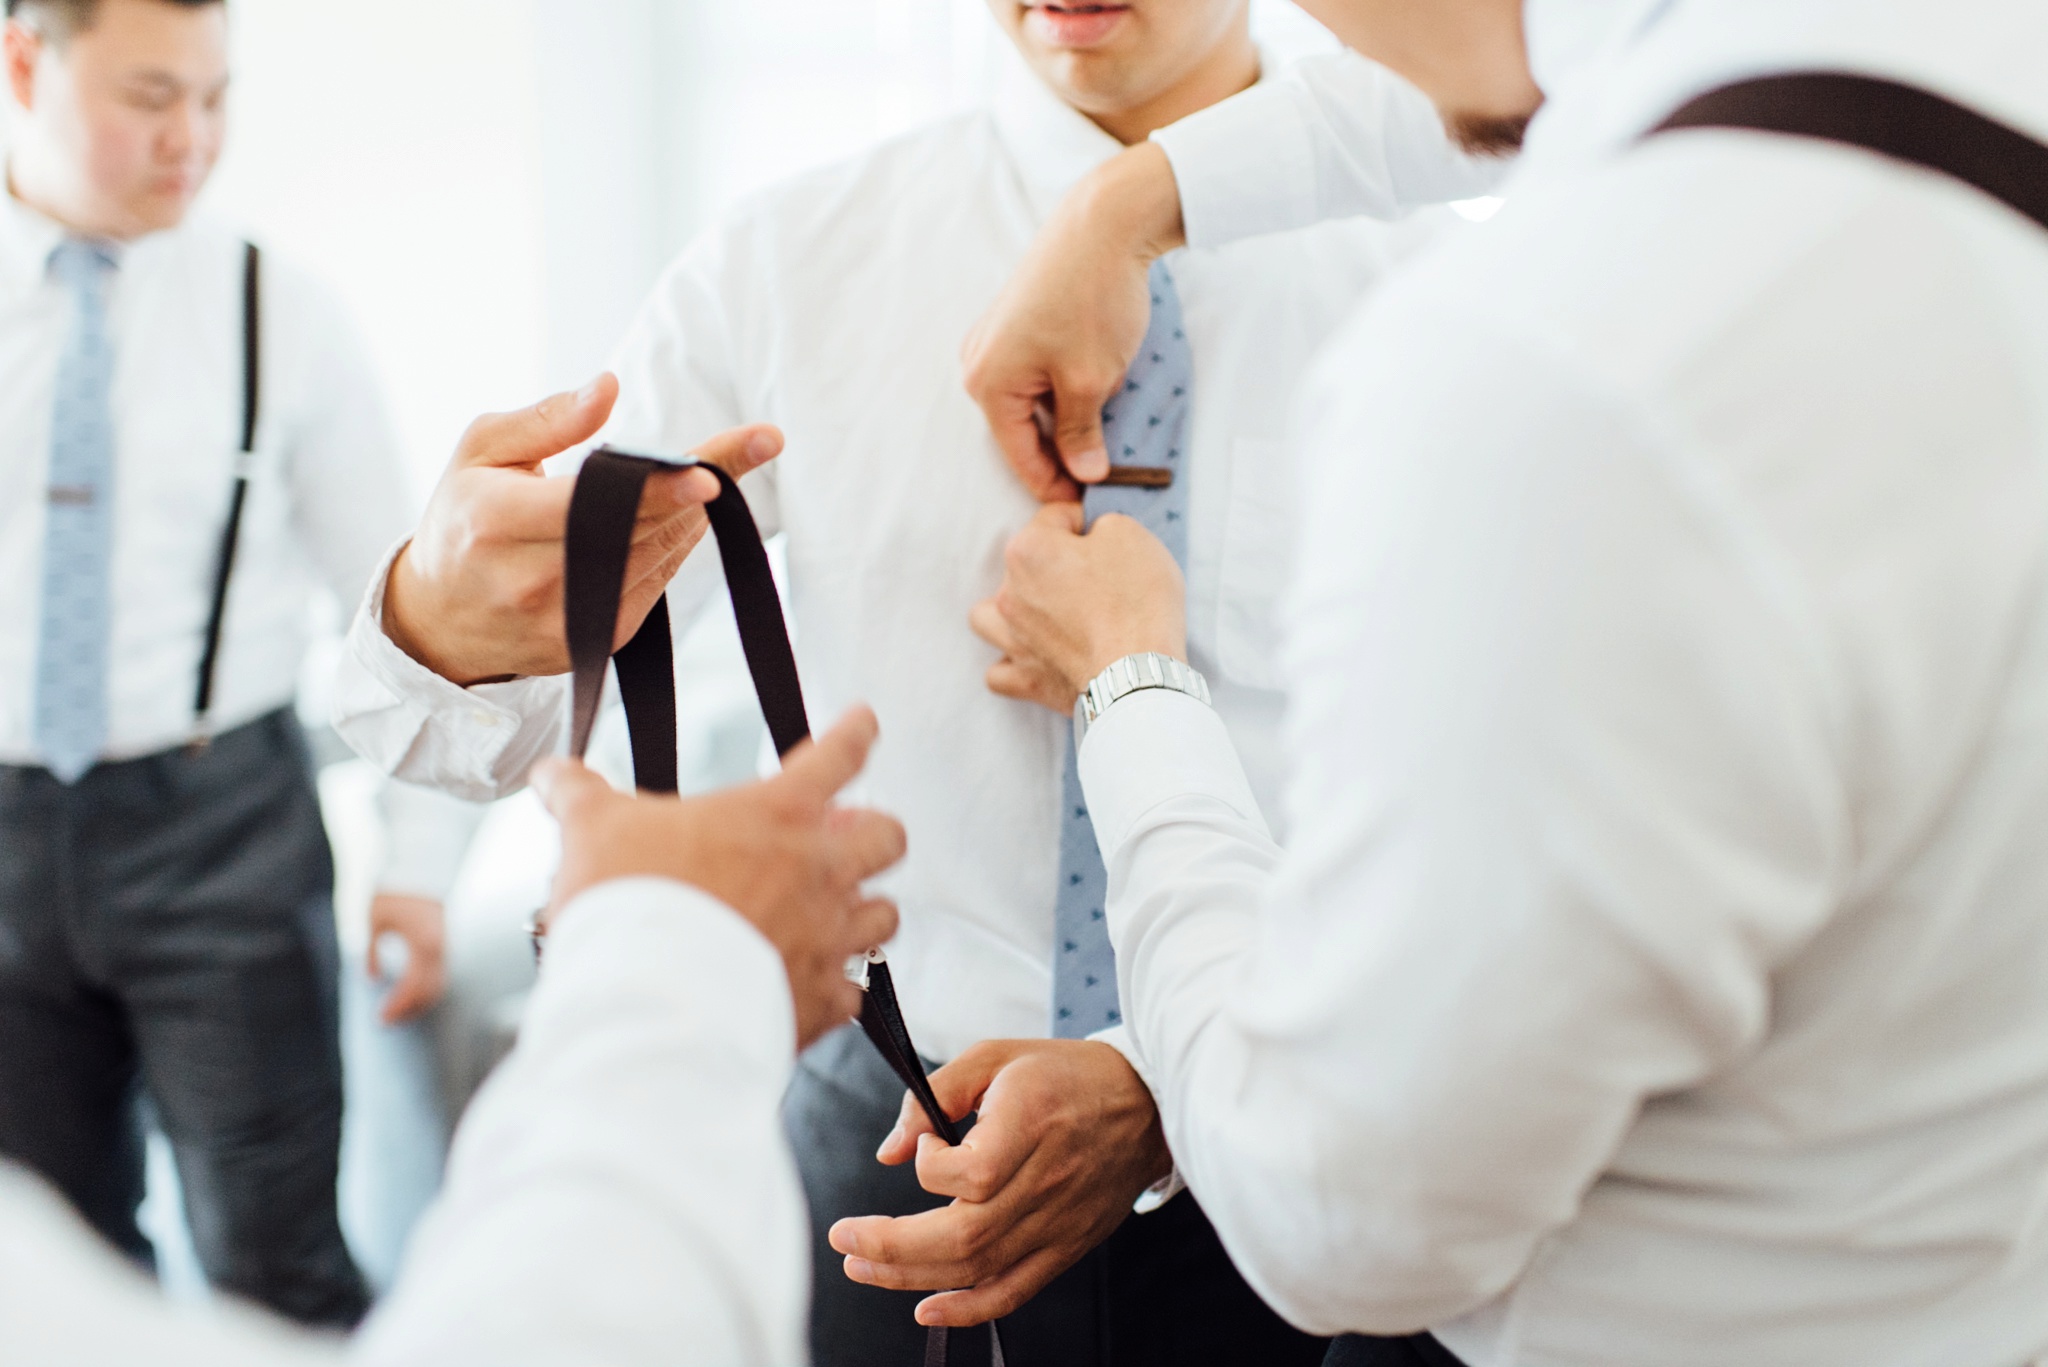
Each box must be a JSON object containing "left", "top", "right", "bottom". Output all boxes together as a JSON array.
[{"left": 5, "top": 19, "right": 43, "bottom": 114}]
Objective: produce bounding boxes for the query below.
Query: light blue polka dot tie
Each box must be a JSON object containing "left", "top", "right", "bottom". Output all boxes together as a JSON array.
[
  {"left": 34, "top": 239, "right": 120, "bottom": 785},
  {"left": 1051, "top": 260, "right": 1192, "bottom": 1038}
]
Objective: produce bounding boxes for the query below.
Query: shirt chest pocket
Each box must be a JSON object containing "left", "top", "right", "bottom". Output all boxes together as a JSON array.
[{"left": 1213, "top": 437, "right": 1297, "bottom": 693}]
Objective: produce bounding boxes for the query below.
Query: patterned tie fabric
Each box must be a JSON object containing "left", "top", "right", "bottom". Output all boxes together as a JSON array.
[
  {"left": 34, "top": 240, "right": 120, "bottom": 784},
  {"left": 1051, "top": 260, "right": 1192, "bottom": 1038}
]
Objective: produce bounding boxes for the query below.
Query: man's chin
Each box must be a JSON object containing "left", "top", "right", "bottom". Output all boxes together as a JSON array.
[{"left": 125, "top": 194, "right": 198, "bottom": 238}]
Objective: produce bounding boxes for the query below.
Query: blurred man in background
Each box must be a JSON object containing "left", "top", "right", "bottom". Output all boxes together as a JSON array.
[
  {"left": 335, "top": 1, "right": 1490, "bottom": 1363},
  {"left": 0, "top": 0, "right": 472, "bottom": 1326}
]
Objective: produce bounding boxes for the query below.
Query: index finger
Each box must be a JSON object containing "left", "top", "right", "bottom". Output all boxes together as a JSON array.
[
  {"left": 914, "top": 1103, "right": 1034, "bottom": 1203},
  {"left": 457, "top": 373, "right": 619, "bottom": 473}
]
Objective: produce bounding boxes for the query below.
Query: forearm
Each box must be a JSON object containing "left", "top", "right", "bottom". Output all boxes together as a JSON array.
[
  {"left": 1152, "top": 49, "right": 1509, "bottom": 248},
  {"left": 355, "top": 879, "right": 809, "bottom": 1367}
]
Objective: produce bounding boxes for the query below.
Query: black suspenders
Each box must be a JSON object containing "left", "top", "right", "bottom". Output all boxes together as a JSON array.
[
  {"left": 561, "top": 447, "right": 964, "bottom": 1144},
  {"left": 191, "top": 241, "right": 261, "bottom": 739},
  {"left": 562, "top": 447, "right": 1002, "bottom": 1365},
  {"left": 1650, "top": 72, "right": 2048, "bottom": 233}
]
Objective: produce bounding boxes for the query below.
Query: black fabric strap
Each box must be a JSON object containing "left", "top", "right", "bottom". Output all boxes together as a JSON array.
[
  {"left": 1651, "top": 72, "right": 2048, "bottom": 233},
  {"left": 192, "top": 242, "right": 261, "bottom": 728},
  {"left": 563, "top": 446, "right": 962, "bottom": 1139},
  {"left": 564, "top": 446, "right": 989, "bottom": 1363}
]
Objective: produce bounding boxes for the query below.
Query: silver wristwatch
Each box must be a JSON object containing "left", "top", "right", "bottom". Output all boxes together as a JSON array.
[{"left": 1073, "top": 652, "right": 1211, "bottom": 747}]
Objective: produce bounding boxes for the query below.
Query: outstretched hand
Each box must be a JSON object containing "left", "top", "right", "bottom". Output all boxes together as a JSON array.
[
  {"left": 384, "top": 373, "right": 784, "bottom": 685},
  {"left": 828, "top": 1039, "right": 1172, "bottom": 1326},
  {"left": 532, "top": 707, "right": 906, "bottom": 1051}
]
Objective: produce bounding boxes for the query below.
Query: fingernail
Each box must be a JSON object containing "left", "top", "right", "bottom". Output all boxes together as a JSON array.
[
  {"left": 876, "top": 1125, "right": 902, "bottom": 1159},
  {"left": 576, "top": 376, "right": 605, "bottom": 404},
  {"left": 846, "top": 1257, "right": 875, "bottom": 1283},
  {"left": 1071, "top": 447, "right": 1109, "bottom": 482}
]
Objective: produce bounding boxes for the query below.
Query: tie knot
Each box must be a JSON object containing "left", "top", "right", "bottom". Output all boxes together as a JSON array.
[{"left": 49, "top": 238, "right": 118, "bottom": 291}]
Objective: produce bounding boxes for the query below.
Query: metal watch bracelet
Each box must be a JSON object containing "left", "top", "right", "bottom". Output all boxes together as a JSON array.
[{"left": 1072, "top": 652, "right": 1211, "bottom": 747}]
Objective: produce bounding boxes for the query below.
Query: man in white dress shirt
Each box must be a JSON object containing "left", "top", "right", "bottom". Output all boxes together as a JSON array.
[
  {"left": 332, "top": 2, "right": 1478, "bottom": 1362},
  {"left": 926, "top": 0, "right": 2048, "bottom": 1363},
  {"left": 0, "top": 0, "right": 472, "bottom": 1326}
]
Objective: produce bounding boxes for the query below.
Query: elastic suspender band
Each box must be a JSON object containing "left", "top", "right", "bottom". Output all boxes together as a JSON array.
[
  {"left": 192, "top": 241, "right": 261, "bottom": 729},
  {"left": 1651, "top": 72, "right": 2048, "bottom": 233},
  {"left": 562, "top": 446, "right": 961, "bottom": 1142}
]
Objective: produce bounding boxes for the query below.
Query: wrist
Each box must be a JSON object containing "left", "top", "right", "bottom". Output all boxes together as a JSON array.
[
  {"left": 1077, "top": 142, "right": 1186, "bottom": 266},
  {"left": 383, "top": 546, "right": 507, "bottom": 688},
  {"left": 1072, "top": 629, "right": 1187, "bottom": 698}
]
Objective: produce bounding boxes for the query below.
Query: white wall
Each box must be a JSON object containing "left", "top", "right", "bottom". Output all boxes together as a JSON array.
[{"left": 203, "top": 0, "right": 549, "bottom": 492}]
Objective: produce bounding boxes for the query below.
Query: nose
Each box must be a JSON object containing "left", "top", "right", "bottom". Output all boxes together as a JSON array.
[{"left": 158, "top": 102, "right": 195, "bottom": 163}]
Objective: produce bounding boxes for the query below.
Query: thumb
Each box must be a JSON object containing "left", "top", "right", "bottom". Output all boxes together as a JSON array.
[
  {"left": 1052, "top": 385, "right": 1112, "bottom": 485},
  {"left": 530, "top": 756, "right": 615, "bottom": 827},
  {"left": 457, "top": 373, "right": 620, "bottom": 473},
  {"left": 876, "top": 1044, "right": 1008, "bottom": 1164},
  {"left": 779, "top": 706, "right": 881, "bottom": 805},
  {"left": 690, "top": 423, "right": 785, "bottom": 481}
]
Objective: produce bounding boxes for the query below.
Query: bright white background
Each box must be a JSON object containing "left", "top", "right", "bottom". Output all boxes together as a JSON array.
[{"left": 201, "top": 0, "right": 1336, "bottom": 491}]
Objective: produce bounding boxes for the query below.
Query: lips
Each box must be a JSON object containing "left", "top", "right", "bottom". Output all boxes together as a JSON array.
[{"left": 1023, "top": 3, "right": 1132, "bottom": 48}]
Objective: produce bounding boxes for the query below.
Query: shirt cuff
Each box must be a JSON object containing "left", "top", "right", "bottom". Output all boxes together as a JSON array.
[
  {"left": 1077, "top": 687, "right": 1271, "bottom": 858},
  {"left": 332, "top": 539, "right": 563, "bottom": 802},
  {"left": 537, "top": 876, "right": 794, "bottom": 1064},
  {"left": 1088, "top": 1021, "right": 1188, "bottom": 1214},
  {"left": 1151, "top": 82, "right": 1319, "bottom": 249}
]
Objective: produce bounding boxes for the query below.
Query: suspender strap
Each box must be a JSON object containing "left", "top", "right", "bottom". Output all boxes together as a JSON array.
[
  {"left": 562, "top": 446, "right": 960, "bottom": 1140},
  {"left": 192, "top": 241, "right": 261, "bottom": 729},
  {"left": 1652, "top": 72, "right": 2048, "bottom": 233}
]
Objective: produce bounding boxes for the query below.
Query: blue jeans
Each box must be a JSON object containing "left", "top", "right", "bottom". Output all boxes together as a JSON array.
[{"left": 0, "top": 710, "right": 368, "bottom": 1328}]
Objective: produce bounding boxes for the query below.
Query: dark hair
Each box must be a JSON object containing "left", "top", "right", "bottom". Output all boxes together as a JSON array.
[{"left": 6, "top": 0, "right": 222, "bottom": 43}]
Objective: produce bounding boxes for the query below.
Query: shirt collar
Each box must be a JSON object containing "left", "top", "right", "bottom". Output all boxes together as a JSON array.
[
  {"left": 991, "top": 41, "right": 1274, "bottom": 224},
  {"left": 0, "top": 182, "right": 69, "bottom": 298}
]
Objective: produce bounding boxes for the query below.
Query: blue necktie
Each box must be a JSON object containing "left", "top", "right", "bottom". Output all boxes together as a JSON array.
[
  {"left": 35, "top": 240, "right": 119, "bottom": 784},
  {"left": 1051, "top": 260, "right": 1192, "bottom": 1038}
]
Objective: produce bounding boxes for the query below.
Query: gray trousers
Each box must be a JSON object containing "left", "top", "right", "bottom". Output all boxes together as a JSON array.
[
  {"left": 784, "top": 1024, "right": 1330, "bottom": 1367},
  {"left": 0, "top": 710, "right": 368, "bottom": 1328}
]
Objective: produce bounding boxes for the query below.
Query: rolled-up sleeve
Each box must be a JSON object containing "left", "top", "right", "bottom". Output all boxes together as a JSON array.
[{"left": 1152, "top": 50, "right": 1510, "bottom": 249}]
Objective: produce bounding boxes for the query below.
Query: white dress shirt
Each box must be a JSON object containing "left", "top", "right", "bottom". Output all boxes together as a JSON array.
[
  {"left": 0, "top": 878, "right": 809, "bottom": 1366},
  {"left": 1151, "top": 48, "right": 1508, "bottom": 248},
  {"left": 1081, "top": 0, "right": 2048, "bottom": 1362},
  {"left": 0, "top": 190, "right": 469, "bottom": 897},
  {"left": 332, "top": 50, "right": 1445, "bottom": 1061}
]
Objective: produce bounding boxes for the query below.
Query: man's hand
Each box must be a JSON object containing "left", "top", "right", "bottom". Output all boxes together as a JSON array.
[
  {"left": 383, "top": 372, "right": 784, "bottom": 685},
  {"left": 531, "top": 707, "right": 906, "bottom": 1051},
  {"left": 962, "top": 141, "right": 1185, "bottom": 500},
  {"left": 366, "top": 893, "right": 448, "bottom": 1025},
  {"left": 828, "top": 1039, "right": 1172, "bottom": 1327},
  {"left": 971, "top": 503, "right": 1187, "bottom": 714}
]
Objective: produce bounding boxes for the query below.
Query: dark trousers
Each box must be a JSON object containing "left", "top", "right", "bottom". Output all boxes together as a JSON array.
[
  {"left": 0, "top": 709, "right": 368, "bottom": 1328},
  {"left": 1324, "top": 1333, "right": 1467, "bottom": 1366},
  {"left": 784, "top": 1024, "right": 1330, "bottom": 1367}
]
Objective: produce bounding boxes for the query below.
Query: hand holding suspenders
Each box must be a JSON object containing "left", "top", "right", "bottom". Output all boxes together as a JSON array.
[{"left": 557, "top": 446, "right": 1001, "bottom": 1364}]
